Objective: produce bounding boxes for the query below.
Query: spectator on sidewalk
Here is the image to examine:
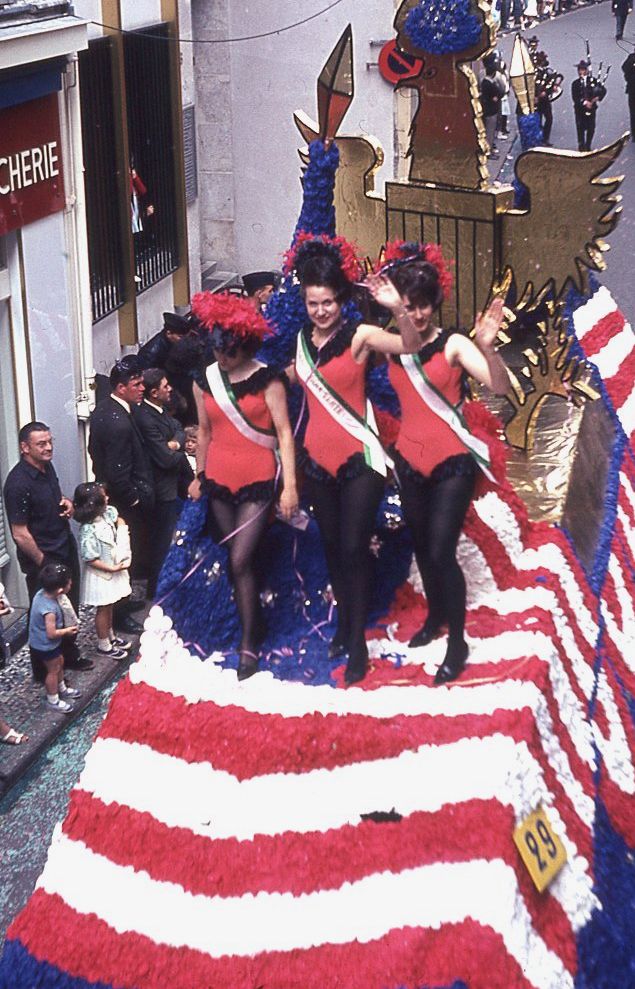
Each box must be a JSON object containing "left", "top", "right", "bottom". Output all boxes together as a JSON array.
[
  {"left": 1, "top": 716, "right": 28, "bottom": 745},
  {"left": 134, "top": 368, "right": 192, "bottom": 599},
  {"left": 28, "top": 562, "right": 82, "bottom": 714},
  {"left": 242, "top": 271, "right": 278, "bottom": 312},
  {"left": 613, "top": 0, "right": 631, "bottom": 40},
  {"left": 623, "top": 48, "right": 635, "bottom": 138},
  {"left": 137, "top": 310, "right": 202, "bottom": 426},
  {"left": 74, "top": 482, "right": 132, "bottom": 661},
  {"left": 2, "top": 422, "right": 93, "bottom": 675},
  {"left": 481, "top": 56, "right": 505, "bottom": 159},
  {"left": 88, "top": 356, "right": 154, "bottom": 633}
]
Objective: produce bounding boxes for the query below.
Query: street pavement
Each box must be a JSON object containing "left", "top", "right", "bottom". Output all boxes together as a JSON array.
[{"left": 495, "top": 1, "right": 635, "bottom": 322}]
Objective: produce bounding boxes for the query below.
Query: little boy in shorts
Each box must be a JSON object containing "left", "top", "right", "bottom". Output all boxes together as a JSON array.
[{"left": 29, "top": 562, "right": 82, "bottom": 713}]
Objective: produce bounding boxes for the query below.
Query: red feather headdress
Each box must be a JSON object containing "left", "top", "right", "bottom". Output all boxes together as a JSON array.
[
  {"left": 283, "top": 231, "right": 363, "bottom": 284},
  {"left": 191, "top": 292, "right": 271, "bottom": 341},
  {"left": 377, "top": 240, "right": 453, "bottom": 301}
]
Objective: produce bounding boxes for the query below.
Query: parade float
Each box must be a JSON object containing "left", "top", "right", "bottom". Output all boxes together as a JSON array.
[{"left": 1, "top": 2, "right": 633, "bottom": 987}]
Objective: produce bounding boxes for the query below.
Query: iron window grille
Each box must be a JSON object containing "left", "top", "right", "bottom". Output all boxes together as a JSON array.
[
  {"left": 124, "top": 23, "right": 179, "bottom": 294},
  {"left": 79, "top": 37, "right": 126, "bottom": 324}
]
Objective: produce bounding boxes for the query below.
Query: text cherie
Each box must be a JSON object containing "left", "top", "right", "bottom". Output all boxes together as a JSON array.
[{"left": 0, "top": 141, "right": 60, "bottom": 195}]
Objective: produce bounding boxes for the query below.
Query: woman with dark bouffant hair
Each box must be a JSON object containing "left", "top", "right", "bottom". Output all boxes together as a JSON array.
[
  {"left": 287, "top": 234, "right": 406, "bottom": 685},
  {"left": 188, "top": 292, "right": 298, "bottom": 681},
  {"left": 352, "top": 240, "right": 509, "bottom": 685}
]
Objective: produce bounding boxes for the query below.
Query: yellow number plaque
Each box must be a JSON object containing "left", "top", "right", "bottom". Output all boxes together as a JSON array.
[{"left": 513, "top": 806, "right": 568, "bottom": 893}]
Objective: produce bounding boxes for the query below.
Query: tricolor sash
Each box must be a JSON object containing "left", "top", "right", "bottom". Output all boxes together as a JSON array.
[
  {"left": 296, "top": 331, "right": 392, "bottom": 477},
  {"left": 207, "top": 363, "right": 278, "bottom": 450},
  {"left": 399, "top": 352, "right": 496, "bottom": 483}
]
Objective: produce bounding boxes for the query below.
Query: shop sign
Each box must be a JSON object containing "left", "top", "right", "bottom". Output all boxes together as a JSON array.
[{"left": 0, "top": 94, "right": 65, "bottom": 235}]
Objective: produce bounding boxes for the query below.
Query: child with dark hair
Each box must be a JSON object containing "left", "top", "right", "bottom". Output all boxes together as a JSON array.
[
  {"left": 73, "top": 482, "right": 132, "bottom": 660},
  {"left": 28, "top": 562, "right": 81, "bottom": 713}
]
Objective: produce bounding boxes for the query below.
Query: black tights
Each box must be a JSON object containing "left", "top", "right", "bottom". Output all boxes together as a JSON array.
[
  {"left": 304, "top": 469, "right": 385, "bottom": 663},
  {"left": 399, "top": 470, "right": 475, "bottom": 646},
  {"left": 209, "top": 498, "right": 271, "bottom": 652}
]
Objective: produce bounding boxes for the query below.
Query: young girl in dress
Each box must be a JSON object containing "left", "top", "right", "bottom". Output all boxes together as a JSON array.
[{"left": 73, "top": 482, "right": 133, "bottom": 660}]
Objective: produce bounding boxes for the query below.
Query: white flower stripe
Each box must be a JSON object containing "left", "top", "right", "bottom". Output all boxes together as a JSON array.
[
  {"left": 37, "top": 828, "right": 574, "bottom": 989},
  {"left": 571, "top": 285, "right": 617, "bottom": 338}
]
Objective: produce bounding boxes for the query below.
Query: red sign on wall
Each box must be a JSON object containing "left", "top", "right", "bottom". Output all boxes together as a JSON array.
[
  {"left": 0, "top": 93, "right": 65, "bottom": 236},
  {"left": 378, "top": 41, "right": 423, "bottom": 86}
]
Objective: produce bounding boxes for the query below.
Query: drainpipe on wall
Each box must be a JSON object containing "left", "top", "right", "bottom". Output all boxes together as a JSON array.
[{"left": 61, "top": 53, "right": 95, "bottom": 480}]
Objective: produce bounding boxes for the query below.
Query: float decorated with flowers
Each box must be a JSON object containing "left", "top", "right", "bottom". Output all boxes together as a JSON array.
[{"left": 1, "top": 1, "right": 634, "bottom": 987}]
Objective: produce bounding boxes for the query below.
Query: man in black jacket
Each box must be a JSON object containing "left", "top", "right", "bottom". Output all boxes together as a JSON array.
[
  {"left": 623, "top": 49, "right": 635, "bottom": 139},
  {"left": 134, "top": 368, "right": 192, "bottom": 598},
  {"left": 3, "top": 422, "right": 93, "bottom": 672},
  {"left": 571, "top": 61, "right": 604, "bottom": 152},
  {"left": 88, "top": 357, "right": 154, "bottom": 631},
  {"left": 137, "top": 310, "right": 202, "bottom": 426},
  {"left": 613, "top": 0, "right": 632, "bottom": 40}
]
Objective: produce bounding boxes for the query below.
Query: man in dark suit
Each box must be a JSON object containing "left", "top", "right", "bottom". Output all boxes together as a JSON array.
[
  {"left": 571, "top": 61, "right": 604, "bottom": 152},
  {"left": 137, "top": 310, "right": 202, "bottom": 426},
  {"left": 88, "top": 356, "right": 155, "bottom": 632},
  {"left": 134, "top": 368, "right": 192, "bottom": 599},
  {"left": 623, "top": 49, "right": 635, "bottom": 139}
]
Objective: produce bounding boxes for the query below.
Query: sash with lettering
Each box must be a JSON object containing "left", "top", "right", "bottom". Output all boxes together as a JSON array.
[
  {"left": 206, "top": 363, "right": 277, "bottom": 450},
  {"left": 399, "top": 352, "right": 496, "bottom": 483},
  {"left": 296, "top": 330, "right": 392, "bottom": 477}
]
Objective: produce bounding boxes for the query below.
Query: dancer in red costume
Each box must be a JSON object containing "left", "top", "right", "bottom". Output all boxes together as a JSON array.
[
  {"left": 352, "top": 242, "right": 509, "bottom": 684},
  {"left": 188, "top": 293, "right": 298, "bottom": 680},
  {"left": 287, "top": 236, "right": 394, "bottom": 686}
]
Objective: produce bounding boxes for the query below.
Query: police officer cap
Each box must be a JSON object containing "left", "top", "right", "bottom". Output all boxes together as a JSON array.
[
  {"left": 163, "top": 311, "right": 192, "bottom": 334},
  {"left": 242, "top": 271, "right": 278, "bottom": 296}
]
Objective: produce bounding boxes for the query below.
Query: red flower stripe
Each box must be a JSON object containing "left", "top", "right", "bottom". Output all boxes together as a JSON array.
[
  {"left": 578, "top": 308, "right": 626, "bottom": 357},
  {"left": 60, "top": 788, "right": 575, "bottom": 966},
  {"left": 98, "top": 677, "right": 543, "bottom": 780},
  {"left": 8, "top": 890, "right": 550, "bottom": 989},
  {"left": 599, "top": 771, "right": 635, "bottom": 846},
  {"left": 95, "top": 673, "right": 594, "bottom": 861},
  {"left": 603, "top": 344, "right": 635, "bottom": 409}
]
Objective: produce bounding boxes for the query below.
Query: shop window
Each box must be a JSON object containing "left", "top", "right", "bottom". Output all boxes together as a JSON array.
[
  {"left": 124, "top": 24, "right": 179, "bottom": 293},
  {"left": 79, "top": 37, "right": 126, "bottom": 323}
]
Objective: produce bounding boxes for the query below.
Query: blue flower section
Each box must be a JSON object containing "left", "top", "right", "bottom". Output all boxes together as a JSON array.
[
  {"left": 0, "top": 941, "right": 114, "bottom": 989},
  {"left": 0, "top": 938, "right": 470, "bottom": 989},
  {"left": 513, "top": 113, "right": 544, "bottom": 209},
  {"left": 404, "top": 0, "right": 482, "bottom": 55},
  {"left": 156, "top": 490, "right": 413, "bottom": 685},
  {"left": 368, "top": 361, "right": 401, "bottom": 416},
  {"left": 293, "top": 139, "right": 340, "bottom": 242},
  {"left": 575, "top": 798, "right": 635, "bottom": 988}
]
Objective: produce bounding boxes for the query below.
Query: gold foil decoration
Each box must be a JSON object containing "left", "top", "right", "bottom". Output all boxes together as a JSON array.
[
  {"left": 293, "top": 4, "right": 624, "bottom": 474},
  {"left": 510, "top": 34, "right": 536, "bottom": 114},
  {"left": 392, "top": 0, "right": 495, "bottom": 190},
  {"left": 501, "top": 137, "right": 626, "bottom": 305},
  {"left": 316, "top": 25, "right": 354, "bottom": 143}
]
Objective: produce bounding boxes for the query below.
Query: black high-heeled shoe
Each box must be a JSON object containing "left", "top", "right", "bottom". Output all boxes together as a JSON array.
[
  {"left": 237, "top": 649, "right": 259, "bottom": 681},
  {"left": 434, "top": 640, "right": 469, "bottom": 686},
  {"left": 408, "top": 616, "right": 444, "bottom": 649},
  {"left": 344, "top": 646, "right": 368, "bottom": 686}
]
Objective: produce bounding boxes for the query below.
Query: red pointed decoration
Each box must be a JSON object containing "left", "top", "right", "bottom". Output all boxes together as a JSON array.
[{"left": 317, "top": 24, "right": 354, "bottom": 142}]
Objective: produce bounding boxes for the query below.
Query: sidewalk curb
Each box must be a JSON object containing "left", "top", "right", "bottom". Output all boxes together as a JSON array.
[{"left": 0, "top": 643, "right": 139, "bottom": 799}]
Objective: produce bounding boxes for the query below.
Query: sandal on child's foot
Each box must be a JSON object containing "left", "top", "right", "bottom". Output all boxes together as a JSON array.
[
  {"left": 434, "top": 641, "right": 469, "bottom": 686},
  {"left": 1, "top": 727, "right": 28, "bottom": 745},
  {"left": 237, "top": 649, "right": 259, "bottom": 681}
]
